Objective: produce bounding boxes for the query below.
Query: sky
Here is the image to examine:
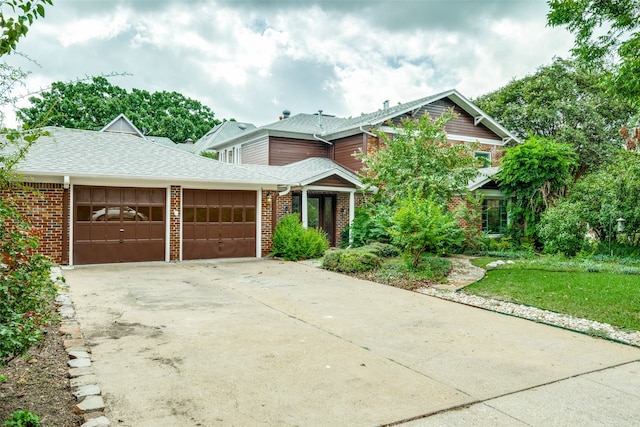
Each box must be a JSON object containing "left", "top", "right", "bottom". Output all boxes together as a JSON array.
[{"left": 4, "top": 0, "right": 575, "bottom": 131}]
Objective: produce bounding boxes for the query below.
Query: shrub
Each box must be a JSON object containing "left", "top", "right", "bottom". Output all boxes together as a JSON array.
[
  {"left": 2, "top": 410, "right": 40, "bottom": 427},
  {"left": 1, "top": 198, "right": 57, "bottom": 366},
  {"left": 538, "top": 200, "right": 587, "bottom": 256},
  {"left": 271, "top": 214, "right": 329, "bottom": 261},
  {"left": 390, "top": 195, "right": 463, "bottom": 269},
  {"left": 321, "top": 248, "right": 382, "bottom": 273},
  {"left": 362, "top": 242, "right": 400, "bottom": 258}
]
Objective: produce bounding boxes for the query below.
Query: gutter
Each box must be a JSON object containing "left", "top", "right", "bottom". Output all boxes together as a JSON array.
[
  {"left": 278, "top": 185, "right": 292, "bottom": 196},
  {"left": 313, "top": 134, "right": 333, "bottom": 145},
  {"left": 359, "top": 125, "right": 377, "bottom": 137}
]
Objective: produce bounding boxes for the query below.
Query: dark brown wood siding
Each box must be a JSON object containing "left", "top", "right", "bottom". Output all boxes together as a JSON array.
[
  {"left": 391, "top": 98, "right": 500, "bottom": 141},
  {"left": 333, "top": 134, "right": 365, "bottom": 173},
  {"left": 242, "top": 137, "right": 269, "bottom": 165},
  {"left": 312, "top": 175, "right": 356, "bottom": 188},
  {"left": 269, "top": 137, "right": 329, "bottom": 166}
]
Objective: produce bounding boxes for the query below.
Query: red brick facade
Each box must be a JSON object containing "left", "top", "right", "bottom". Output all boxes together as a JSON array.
[
  {"left": 169, "top": 185, "right": 181, "bottom": 261},
  {"left": 6, "top": 183, "right": 360, "bottom": 263},
  {"left": 2, "top": 183, "right": 67, "bottom": 264}
]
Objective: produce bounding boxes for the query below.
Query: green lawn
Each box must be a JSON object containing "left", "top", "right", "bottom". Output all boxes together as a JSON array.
[{"left": 465, "top": 259, "right": 640, "bottom": 331}]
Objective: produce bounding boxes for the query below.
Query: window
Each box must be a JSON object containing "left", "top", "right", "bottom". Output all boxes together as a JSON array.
[
  {"left": 482, "top": 199, "right": 507, "bottom": 234},
  {"left": 227, "top": 150, "right": 233, "bottom": 164},
  {"left": 475, "top": 151, "right": 491, "bottom": 168}
]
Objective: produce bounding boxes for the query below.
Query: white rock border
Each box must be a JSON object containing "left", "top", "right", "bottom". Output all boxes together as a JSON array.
[
  {"left": 419, "top": 286, "right": 640, "bottom": 347},
  {"left": 52, "top": 267, "right": 111, "bottom": 427}
]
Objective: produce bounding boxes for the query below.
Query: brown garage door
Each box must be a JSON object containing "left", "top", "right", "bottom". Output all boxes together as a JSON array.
[
  {"left": 74, "top": 186, "right": 166, "bottom": 264},
  {"left": 182, "top": 190, "right": 256, "bottom": 260}
]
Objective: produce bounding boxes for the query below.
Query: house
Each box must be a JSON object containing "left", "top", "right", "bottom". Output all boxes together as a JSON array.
[
  {"left": 191, "top": 88, "right": 519, "bottom": 238},
  {"left": 3, "top": 89, "right": 518, "bottom": 266}
]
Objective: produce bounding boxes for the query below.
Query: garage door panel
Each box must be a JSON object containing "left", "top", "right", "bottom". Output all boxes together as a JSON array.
[
  {"left": 73, "top": 186, "right": 166, "bottom": 264},
  {"left": 183, "top": 189, "right": 256, "bottom": 260}
]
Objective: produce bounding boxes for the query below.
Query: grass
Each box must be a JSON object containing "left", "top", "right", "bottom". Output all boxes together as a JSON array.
[{"left": 465, "top": 257, "right": 640, "bottom": 331}]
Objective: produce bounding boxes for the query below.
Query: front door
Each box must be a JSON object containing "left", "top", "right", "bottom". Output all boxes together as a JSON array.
[{"left": 307, "top": 195, "right": 335, "bottom": 246}]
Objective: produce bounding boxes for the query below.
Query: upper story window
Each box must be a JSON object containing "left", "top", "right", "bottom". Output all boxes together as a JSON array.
[{"left": 475, "top": 151, "right": 491, "bottom": 168}]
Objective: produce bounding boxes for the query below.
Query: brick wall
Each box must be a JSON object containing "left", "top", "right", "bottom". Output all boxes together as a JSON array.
[
  {"left": 2, "top": 183, "right": 66, "bottom": 264},
  {"left": 169, "top": 185, "right": 181, "bottom": 261},
  {"left": 477, "top": 143, "right": 505, "bottom": 166},
  {"left": 261, "top": 190, "right": 276, "bottom": 256},
  {"left": 335, "top": 193, "right": 350, "bottom": 247}
]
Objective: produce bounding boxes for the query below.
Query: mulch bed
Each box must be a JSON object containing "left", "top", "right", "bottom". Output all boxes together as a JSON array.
[{"left": 0, "top": 321, "right": 83, "bottom": 426}]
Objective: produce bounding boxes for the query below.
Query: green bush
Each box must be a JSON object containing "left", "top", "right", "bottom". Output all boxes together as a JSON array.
[
  {"left": 1, "top": 198, "right": 57, "bottom": 366},
  {"left": 344, "top": 206, "right": 394, "bottom": 248},
  {"left": 538, "top": 200, "right": 587, "bottom": 256},
  {"left": 361, "top": 242, "right": 400, "bottom": 258},
  {"left": 321, "top": 248, "right": 382, "bottom": 273},
  {"left": 2, "top": 410, "right": 40, "bottom": 427},
  {"left": 390, "top": 195, "right": 464, "bottom": 269},
  {"left": 271, "top": 214, "right": 329, "bottom": 261}
]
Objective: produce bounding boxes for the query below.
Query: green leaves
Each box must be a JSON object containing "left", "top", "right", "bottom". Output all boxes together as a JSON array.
[
  {"left": 360, "top": 110, "right": 479, "bottom": 205},
  {"left": 497, "top": 136, "right": 577, "bottom": 237},
  {"left": 390, "top": 195, "right": 463, "bottom": 269},
  {"left": 0, "top": 0, "right": 52, "bottom": 57},
  {"left": 547, "top": 0, "right": 640, "bottom": 105},
  {"left": 17, "top": 76, "right": 221, "bottom": 143},
  {"left": 474, "top": 58, "right": 635, "bottom": 180}
]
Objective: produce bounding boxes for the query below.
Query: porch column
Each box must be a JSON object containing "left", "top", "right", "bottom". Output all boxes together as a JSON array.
[
  {"left": 302, "top": 189, "right": 308, "bottom": 228},
  {"left": 349, "top": 190, "right": 355, "bottom": 244}
]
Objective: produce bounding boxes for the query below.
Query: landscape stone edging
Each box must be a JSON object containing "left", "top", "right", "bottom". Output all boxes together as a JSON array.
[
  {"left": 52, "top": 267, "right": 111, "bottom": 427},
  {"left": 419, "top": 287, "right": 640, "bottom": 347}
]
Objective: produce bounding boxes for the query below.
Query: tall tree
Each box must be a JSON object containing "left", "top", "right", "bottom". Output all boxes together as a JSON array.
[
  {"left": 17, "top": 77, "right": 221, "bottom": 143},
  {"left": 360, "top": 111, "right": 480, "bottom": 204},
  {"left": 547, "top": 0, "right": 640, "bottom": 106},
  {"left": 475, "top": 58, "right": 635, "bottom": 180}
]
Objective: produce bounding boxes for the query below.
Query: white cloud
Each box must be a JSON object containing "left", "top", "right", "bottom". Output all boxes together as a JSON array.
[{"left": 3, "top": 0, "right": 575, "bottom": 130}]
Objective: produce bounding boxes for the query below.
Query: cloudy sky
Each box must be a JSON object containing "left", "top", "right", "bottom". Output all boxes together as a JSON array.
[{"left": 5, "top": 0, "right": 575, "bottom": 130}]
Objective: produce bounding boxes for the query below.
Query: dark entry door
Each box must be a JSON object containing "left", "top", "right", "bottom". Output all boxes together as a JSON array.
[
  {"left": 73, "top": 186, "right": 166, "bottom": 264},
  {"left": 307, "top": 195, "right": 335, "bottom": 246},
  {"left": 182, "top": 190, "right": 256, "bottom": 260}
]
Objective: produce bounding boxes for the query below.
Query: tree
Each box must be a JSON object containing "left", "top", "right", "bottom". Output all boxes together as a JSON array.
[
  {"left": 0, "top": 0, "right": 51, "bottom": 56},
  {"left": 17, "top": 77, "right": 222, "bottom": 143},
  {"left": 475, "top": 58, "right": 635, "bottom": 180},
  {"left": 497, "top": 136, "right": 578, "bottom": 239},
  {"left": 570, "top": 150, "right": 640, "bottom": 246},
  {"left": 360, "top": 111, "right": 480, "bottom": 204},
  {"left": 547, "top": 0, "right": 640, "bottom": 106}
]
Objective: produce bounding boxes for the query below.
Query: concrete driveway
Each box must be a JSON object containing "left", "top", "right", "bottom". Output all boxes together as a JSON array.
[{"left": 64, "top": 259, "right": 640, "bottom": 426}]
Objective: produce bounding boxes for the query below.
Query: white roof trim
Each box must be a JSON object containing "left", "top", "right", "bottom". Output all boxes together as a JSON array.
[
  {"left": 298, "top": 168, "right": 365, "bottom": 188},
  {"left": 100, "top": 113, "right": 145, "bottom": 139}
]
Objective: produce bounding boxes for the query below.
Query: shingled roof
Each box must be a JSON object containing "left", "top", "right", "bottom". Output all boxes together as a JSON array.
[
  {"left": 194, "top": 88, "right": 520, "bottom": 153},
  {"left": 8, "top": 127, "right": 364, "bottom": 188}
]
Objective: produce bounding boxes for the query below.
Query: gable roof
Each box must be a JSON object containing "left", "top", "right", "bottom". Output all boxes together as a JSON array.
[
  {"left": 468, "top": 167, "right": 500, "bottom": 191},
  {"left": 6, "top": 127, "right": 365, "bottom": 189},
  {"left": 241, "top": 157, "right": 364, "bottom": 188},
  {"left": 10, "top": 127, "right": 281, "bottom": 185},
  {"left": 100, "top": 113, "right": 145, "bottom": 138},
  {"left": 184, "top": 120, "right": 257, "bottom": 153},
  {"left": 195, "top": 88, "right": 521, "bottom": 153}
]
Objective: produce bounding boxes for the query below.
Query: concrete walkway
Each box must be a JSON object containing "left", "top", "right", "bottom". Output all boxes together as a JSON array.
[{"left": 63, "top": 259, "right": 640, "bottom": 426}]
